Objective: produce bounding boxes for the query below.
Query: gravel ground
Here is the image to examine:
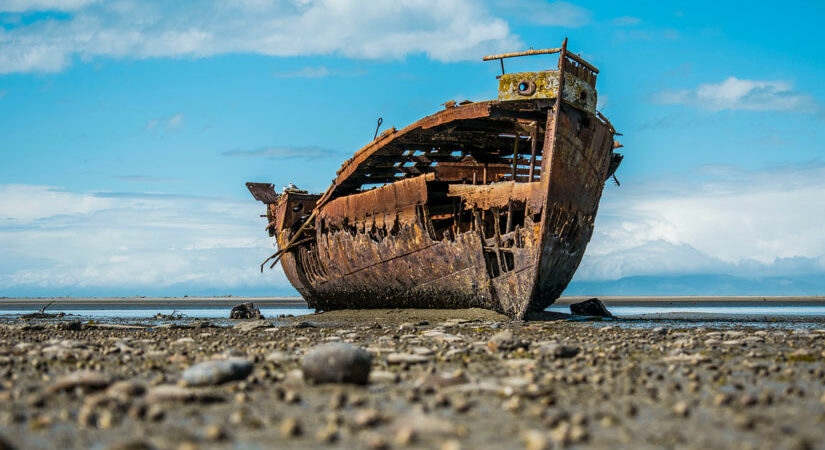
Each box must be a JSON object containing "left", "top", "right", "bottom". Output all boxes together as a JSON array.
[{"left": 1, "top": 308, "right": 824, "bottom": 449}]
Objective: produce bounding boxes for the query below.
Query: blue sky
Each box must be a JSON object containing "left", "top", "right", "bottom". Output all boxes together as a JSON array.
[{"left": 1, "top": 0, "right": 824, "bottom": 297}]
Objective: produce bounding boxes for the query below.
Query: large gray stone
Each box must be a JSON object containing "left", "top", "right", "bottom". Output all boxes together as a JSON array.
[
  {"left": 301, "top": 343, "right": 371, "bottom": 385},
  {"left": 229, "top": 302, "right": 264, "bottom": 320},
  {"left": 569, "top": 298, "right": 613, "bottom": 318},
  {"left": 181, "top": 358, "right": 253, "bottom": 386}
]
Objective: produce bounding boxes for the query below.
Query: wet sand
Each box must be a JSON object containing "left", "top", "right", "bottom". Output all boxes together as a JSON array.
[
  {"left": 1, "top": 308, "right": 824, "bottom": 449},
  {"left": 0, "top": 297, "right": 307, "bottom": 309},
  {"left": 3, "top": 295, "right": 825, "bottom": 309}
]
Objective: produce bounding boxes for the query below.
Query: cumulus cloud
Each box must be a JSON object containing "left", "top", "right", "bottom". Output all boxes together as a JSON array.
[
  {"left": 0, "top": 185, "right": 114, "bottom": 222},
  {"left": 0, "top": 185, "right": 290, "bottom": 296},
  {"left": 4, "top": 161, "right": 825, "bottom": 296},
  {"left": 655, "top": 76, "right": 820, "bottom": 114},
  {"left": 0, "top": 0, "right": 521, "bottom": 74},
  {"left": 576, "top": 162, "right": 825, "bottom": 282}
]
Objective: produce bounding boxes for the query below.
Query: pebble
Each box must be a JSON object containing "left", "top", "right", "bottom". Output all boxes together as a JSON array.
[
  {"left": 46, "top": 371, "right": 111, "bottom": 394},
  {"left": 233, "top": 320, "right": 270, "bottom": 332},
  {"left": 366, "top": 433, "right": 390, "bottom": 450},
  {"left": 788, "top": 349, "right": 811, "bottom": 358},
  {"left": 416, "top": 370, "right": 469, "bottom": 389},
  {"left": 397, "top": 412, "right": 456, "bottom": 436},
  {"left": 714, "top": 393, "right": 733, "bottom": 406},
  {"left": 451, "top": 395, "right": 472, "bottom": 413},
  {"left": 487, "top": 330, "right": 525, "bottom": 352},
  {"left": 328, "top": 391, "right": 347, "bottom": 409},
  {"left": 662, "top": 353, "right": 710, "bottom": 364},
  {"left": 441, "top": 439, "right": 462, "bottom": 450},
  {"left": 280, "top": 417, "right": 302, "bottom": 438},
  {"left": 672, "top": 401, "right": 690, "bottom": 417},
  {"left": 369, "top": 370, "right": 400, "bottom": 384},
  {"left": 146, "top": 404, "right": 165, "bottom": 422},
  {"left": 395, "top": 426, "right": 417, "bottom": 446},
  {"left": 537, "top": 343, "right": 579, "bottom": 359},
  {"left": 180, "top": 358, "right": 253, "bottom": 386},
  {"left": 522, "top": 429, "right": 550, "bottom": 450},
  {"left": 144, "top": 385, "right": 222, "bottom": 404},
  {"left": 301, "top": 343, "right": 372, "bottom": 384},
  {"left": 315, "top": 424, "right": 339, "bottom": 443},
  {"left": 550, "top": 422, "right": 588, "bottom": 446},
  {"left": 740, "top": 394, "right": 757, "bottom": 407},
  {"left": 387, "top": 353, "right": 431, "bottom": 365},
  {"left": 145, "top": 385, "right": 194, "bottom": 403},
  {"left": 105, "top": 380, "right": 145, "bottom": 399},
  {"left": 106, "top": 440, "right": 153, "bottom": 450},
  {"left": 264, "top": 350, "right": 291, "bottom": 364},
  {"left": 444, "top": 347, "right": 470, "bottom": 358},
  {"left": 284, "top": 389, "right": 301, "bottom": 404},
  {"left": 204, "top": 424, "right": 228, "bottom": 441},
  {"left": 354, "top": 408, "right": 382, "bottom": 428}
]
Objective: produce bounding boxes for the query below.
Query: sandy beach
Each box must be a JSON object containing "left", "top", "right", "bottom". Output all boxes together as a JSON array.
[{"left": 1, "top": 307, "right": 824, "bottom": 449}]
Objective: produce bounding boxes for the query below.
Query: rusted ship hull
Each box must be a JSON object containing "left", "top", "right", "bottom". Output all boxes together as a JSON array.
[{"left": 248, "top": 41, "right": 621, "bottom": 319}]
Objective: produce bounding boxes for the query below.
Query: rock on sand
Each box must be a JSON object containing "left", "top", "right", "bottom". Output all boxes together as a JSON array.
[
  {"left": 181, "top": 358, "right": 253, "bottom": 386},
  {"left": 302, "top": 343, "right": 372, "bottom": 385}
]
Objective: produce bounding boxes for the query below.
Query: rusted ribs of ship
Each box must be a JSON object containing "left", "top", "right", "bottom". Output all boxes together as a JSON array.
[{"left": 247, "top": 39, "right": 623, "bottom": 319}]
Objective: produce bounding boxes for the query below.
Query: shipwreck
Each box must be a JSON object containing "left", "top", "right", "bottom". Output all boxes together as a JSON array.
[{"left": 247, "top": 39, "right": 623, "bottom": 319}]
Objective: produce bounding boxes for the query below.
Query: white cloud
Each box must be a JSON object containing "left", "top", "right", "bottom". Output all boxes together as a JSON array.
[
  {"left": 222, "top": 145, "right": 339, "bottom": 160},
  {"left": 655, "top": 76, "right": 820, "bottom": 114},
  {"left": 0, "top": 185, "right": 289, "bottom": 295},
  {"left": 0, "top": 185, "right": 114, "bottom": 222},
  {"left": 273, "top": 66, "right": 331, "bottom": 78},
  {"left": 611, "top": 16, "right": 641, "bottom": 26},
  {"left": 0, "top": 0, "right": 100, "bottom": 12},
  {"left": 577, "top": 162, "right": 825, "bottom": 281},
  {"left": 144, "top": 113, "right": 184, "bottom": 132},
  {"left": 166, "top": 113, "right": 183, "bottom": 129},
  {"left": 112, "top": 175, "right": 178, "bottom": 183},
  {"left": 5, "top": 162, "right": 825, "bottom": 295},
  {"left": 0, "top": 0, "right": 521, "bottom": 74}
]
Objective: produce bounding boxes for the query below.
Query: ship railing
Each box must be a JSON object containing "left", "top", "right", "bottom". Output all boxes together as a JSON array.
[{"left": 482, "top": 38, "right": 598, "bottom": 87}]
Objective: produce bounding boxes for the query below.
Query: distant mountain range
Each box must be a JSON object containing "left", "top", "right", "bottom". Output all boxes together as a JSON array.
[{"left": 564, "top": 274, "right": 825, "bottom": 297}]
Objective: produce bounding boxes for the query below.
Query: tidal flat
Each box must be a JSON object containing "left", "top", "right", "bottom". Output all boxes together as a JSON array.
[{"left": 0, "top": 308, "right": 824, "bottom": 449}]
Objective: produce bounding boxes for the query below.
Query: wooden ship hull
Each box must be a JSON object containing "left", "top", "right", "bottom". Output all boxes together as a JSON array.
[{"left": 247, "top": 41, "right": 622, "bottom": 319}]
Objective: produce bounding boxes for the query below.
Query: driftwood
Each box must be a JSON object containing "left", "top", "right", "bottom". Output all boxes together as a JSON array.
[{"left": 20, "top": 301, "right": 60, "bottom": 319}]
